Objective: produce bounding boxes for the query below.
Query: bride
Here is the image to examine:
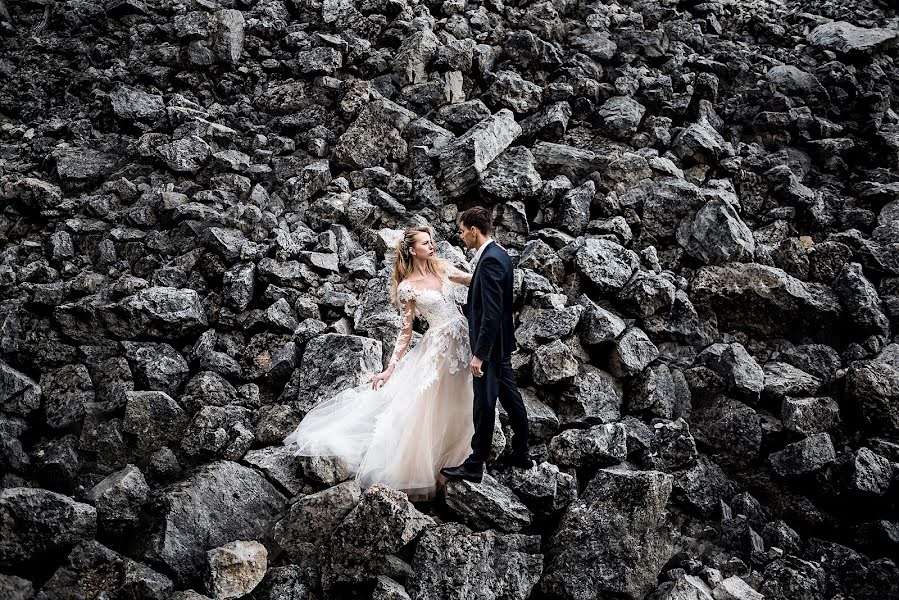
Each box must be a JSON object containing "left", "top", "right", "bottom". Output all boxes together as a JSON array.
[{"left": 283, "top": 225, "right": 475, "bottom": 500}]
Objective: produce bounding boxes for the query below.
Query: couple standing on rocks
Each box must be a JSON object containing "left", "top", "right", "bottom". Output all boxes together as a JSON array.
[{"left": 283, "top": 206, "right": 533, "bottom": 500}]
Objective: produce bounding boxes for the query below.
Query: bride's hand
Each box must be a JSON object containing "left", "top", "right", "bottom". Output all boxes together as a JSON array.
[{"left": 372, "top": 367, "right": 393, "bottom": 390}]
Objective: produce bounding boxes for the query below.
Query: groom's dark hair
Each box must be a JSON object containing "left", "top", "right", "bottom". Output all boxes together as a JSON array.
[{"left": 458, "top": 206, "right": 492, "bottom": 236}]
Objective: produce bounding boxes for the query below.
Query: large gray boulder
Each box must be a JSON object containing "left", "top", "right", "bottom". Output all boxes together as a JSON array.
[
  {"left": 101, "top": 286, "right": 208, "bottom": 340},
  {"left": 330, "top": 484, "right": 435, "bottom": 583},
  {"left": 572, "top": 238, "right": 640, "bottom": 292},
  {"left": 676, "top": 198, "right": 755, "bottom": 264},
  {"left": 0, "top": 487, "right": 97, "bottom": 569},
  {"left": 287, "top": 334, "right": 382, "bottom": 416},
  {"left": 145, "top": 461, "right": 286, "bottom": 585},
  {"left": 0, "top": 361, "right": 41, "bottom": 416},
  {"left": 846, "top": 344, "right": 899, "bottom": 435},
  {"left": 40, "top": 540, "right": 173, "bottom": 600},
  {"left": 439, "top": 109, "right": 521, "bottom": 198},
  {"left": 272, "top": 481, "right": 361, "bottom": 563},
  {"left": 443, "top": 474, "right": 533, "bottom": 532},
  {"left": 807, "top": 21, "right": 899, "bottom": 55},
  {"left": 408, "top": 523, "right": 543, "bottom": 600},
  {"left": 549, "top": 423, "right": 628, "bottom": 467},
  {"left": 541, "top": 466, "right": 673, "bottom": 599},
  {"left": 690, "top": 263, "right": 841, "bottom": 337}
]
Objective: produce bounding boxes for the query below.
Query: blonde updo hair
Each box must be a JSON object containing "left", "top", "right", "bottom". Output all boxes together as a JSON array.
[{"left": 390, "top": 225, "right": 447, "bottom": 307}]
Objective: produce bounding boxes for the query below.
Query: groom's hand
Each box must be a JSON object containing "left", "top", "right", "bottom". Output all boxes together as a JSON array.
[{"left": 469, "top": 356, "right": 484, "bottom": 378}]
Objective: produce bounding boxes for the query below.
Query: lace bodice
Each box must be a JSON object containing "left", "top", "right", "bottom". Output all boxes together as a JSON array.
[
  {"left": 397, "top": 278, "right": 463, "bottom": 329},
  {"left": 387, "top": 272, "right": 468, "bottom": 371}
]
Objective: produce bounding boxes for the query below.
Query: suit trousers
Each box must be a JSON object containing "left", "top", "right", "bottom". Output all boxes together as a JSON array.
[{"left": 465, "top": 356, "right": 529, "bottom": 467}]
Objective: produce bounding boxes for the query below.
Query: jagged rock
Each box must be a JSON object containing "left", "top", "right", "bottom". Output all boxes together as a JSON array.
[
  {"left": 486, "top": 70, "right": 543, "bottom": 115},
  {"left": 439, "top": 109, "right": 521, "bottom": 198},
  {"left": 573, "top": 238, "right": 640, "bottom": 292},
  {"left": 0, "top": 487, "right": 97, "bottom": 568},
  {"left": 211, "top": 9, "right": 246, "bottom": 63},
  {"left": 53, "top": 147, "right": 121, "bottom": 190},
  {"left": 333, "top": 99, "right": 417, "bottom": 169},
  {"left": 692, "top": 398, "right": 761, "bottom": 465},
  {"left": 493, "top": 461, "right": 577, "bottom": 517},
  {"left": 444, "top": 474, "right": 533, "bottom": 532},
  {"left": 181, "top": 404, "right": 254, "bottom": 461},
  {"left": 673, "top": 456, "right": 736, "bottom": 517},
  {"left": 695, "top": 343, "right": 764, "bottom": 400},
  {"left": 330, "top": 484, "right": 435, "bottom": 583},
  {"left": 0, "top": 574, "right": 33, "bottom": 600},
  {"left": 763, "top": 361, "right": 821, "bottom": 398},
  {"left": 515, "top": 306, "right": 582, "bottom": 351},
  {"left": 672, "top": 118, "right": 728, "bottom": 164},
  {"left": 846, "top": 344, "right": 899, "bottom": 435},
  {"left": 760, "top": 556, "right": 826, "bottom": 599},
  {"left": 145, "top": 460, "right": 286, "bottom": 585},
  {"left": 40, "top": 363, "right": 93, "bottom": 429},
  {"left": 766, "top": 65, "right": 826, "bottom": 98},
  {"left": 548, "top": 422, "right": 627, "bottom": 467},
  {"left": 157, "top": 136, "right": 211, "bottom": 172},
  {"left": 833, "top": 262, "right": 890, "bottom": 339},
  {"left": 480, "top": 146, "right": 542, "bottom": 200},
  {"left": 542, "top": 465, "right": 673, "bottom": 599},
  {"left": 87, "top": 463, "right": 150, "bottom": 535},
  {"left": 272, "top": 481, "right": 361, "bottom": 563},
  {"left": 110, "top": 84, "right": 165, "bottom": 121},
  {"left": 676, "top": 198, "right": 755, "bottom": 264},
  {"left": 102, "top": 286, "right": 208, "bottom": 339},
  {"left": 579, "top": 296, "right": 627, "bottom": 345},
  {"left": 40, "top": 540, "right": 173, "bottom": 600},
  {"left": 3, "top": 177, "right": 64, "bottom": 211},
  {"left": 558, "top": 180, "right": 594, "bottom": 236},
  {"left": 781, "top": 396, "right": 840, "bottom": 435},
  {"left": 597, "top": 96, "right": 646, "bottom": 139},
  {"left": 617, "top": 271, "right": 676, "bottom": 317},
  {"left": 628, "top": 363, "right": 677, "bottom": 419},
  {"left": 122, "top": 341, "right": 190, "bottom": 398},
  {"left": 690, "top": 263, "right": 841, "bottom": 337},
  {"left": 769, "top": 433, "right": 836, "bottom": 477},
  {"left": 394, "top": 29, "right": 440, "bottom": 85},
  {"left": 286, "top": 333, "right": 382, "bottom": 416},
  {"left": 608, "top": 327, "right": 659, "bottom": 377},
  {"left": 123, "top": 390, "right": 190, "bottom": 452},
  {"left": 558, "top": 365, "right": 622, "bottom": 426},
  {"left": 645, "top": 418, "right": 698, "bottom": 471},
  {"left": 807, "top": 21, "right": 899, "bottom": 55},
  {"left": 712, "top": 575, "right": 763, "bottom": 600},
  {"left": 844, "top": 447, "right": 893, "bottom": 495},
  {"left": 0, "top": 361, "right": 41, "bottom": 416},
  {"left": 408, "top": 522, "right": 543, "bottom": 600},
  {"left": 206, "top": 540, "right": 267, "bottom": 600},
  {"left": 532, "top": 339, "right": 578, "bottom": 384}
]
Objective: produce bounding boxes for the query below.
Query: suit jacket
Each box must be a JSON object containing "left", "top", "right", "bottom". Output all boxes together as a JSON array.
[{"left": 463, "top": 241, "right": 516, "bottom": 361}]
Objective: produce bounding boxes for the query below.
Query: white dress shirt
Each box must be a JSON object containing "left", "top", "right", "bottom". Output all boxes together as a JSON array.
[{"left": 470, "top": 239, "right": 494, "bottom": 271}]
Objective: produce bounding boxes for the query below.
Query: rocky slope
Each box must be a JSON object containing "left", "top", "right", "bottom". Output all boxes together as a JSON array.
[{"left": 2, "top": 0, "right": 899, "bottom": 598}]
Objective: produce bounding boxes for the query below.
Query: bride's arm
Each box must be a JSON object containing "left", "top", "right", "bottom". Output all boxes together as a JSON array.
[
  {"left": 372, "top": 292, "right": 415, "bottom": 389},
  {"left": 446, "top": 263, "right": 472, "bottom": 287}
]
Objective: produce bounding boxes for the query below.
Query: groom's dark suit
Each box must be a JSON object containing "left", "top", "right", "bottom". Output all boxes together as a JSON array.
[{"left": 462, "top": 241, "right": 529, "bottom": 467}]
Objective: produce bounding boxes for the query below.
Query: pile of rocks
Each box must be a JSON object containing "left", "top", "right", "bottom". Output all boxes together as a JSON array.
[{"left": 2, "top": 0, "right": 899, "bottom": 597}]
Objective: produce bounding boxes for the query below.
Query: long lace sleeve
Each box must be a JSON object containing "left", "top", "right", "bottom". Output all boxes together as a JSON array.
[{"left": 388, "top": 284, "right": 416, "bottom": 368}]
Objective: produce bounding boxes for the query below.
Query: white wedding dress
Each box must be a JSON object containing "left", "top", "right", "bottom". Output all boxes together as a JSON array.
[{"left": 283, "top": 273, "right": 475, "bottom": 500}]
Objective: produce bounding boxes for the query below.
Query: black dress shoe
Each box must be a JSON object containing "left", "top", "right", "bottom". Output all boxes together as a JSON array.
[
  {"left": 501, "top": 455, "right": 535, "bottom": 469},
  {"left": 440, "top": 464, "right": 483, "bottom": 483}
]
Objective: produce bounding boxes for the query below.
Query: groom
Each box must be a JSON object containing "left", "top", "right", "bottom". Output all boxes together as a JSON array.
[{"left": 441, "top": 207, "right": 532, "bottom": 483}]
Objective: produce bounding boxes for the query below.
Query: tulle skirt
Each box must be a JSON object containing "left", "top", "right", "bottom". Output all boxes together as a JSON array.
[{"left": 284, "top": 316, "right": 475, "bottom": 501}]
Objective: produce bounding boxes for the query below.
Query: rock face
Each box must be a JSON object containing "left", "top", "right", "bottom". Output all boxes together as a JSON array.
[
  {"left": 2, "top": 0, "right": 899, "bottom": 597},
  {"left": 408, "top": 522, "right": 543, "bottom": 600},
  {"left": 145, "top": 461, "right": 285, "bottom": 585},
  {"left": 542, "top": 466, "right": 674, "bottom": 599},
  {"left": 0, "top": 488, "right": 97, "bottom": 568}
]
